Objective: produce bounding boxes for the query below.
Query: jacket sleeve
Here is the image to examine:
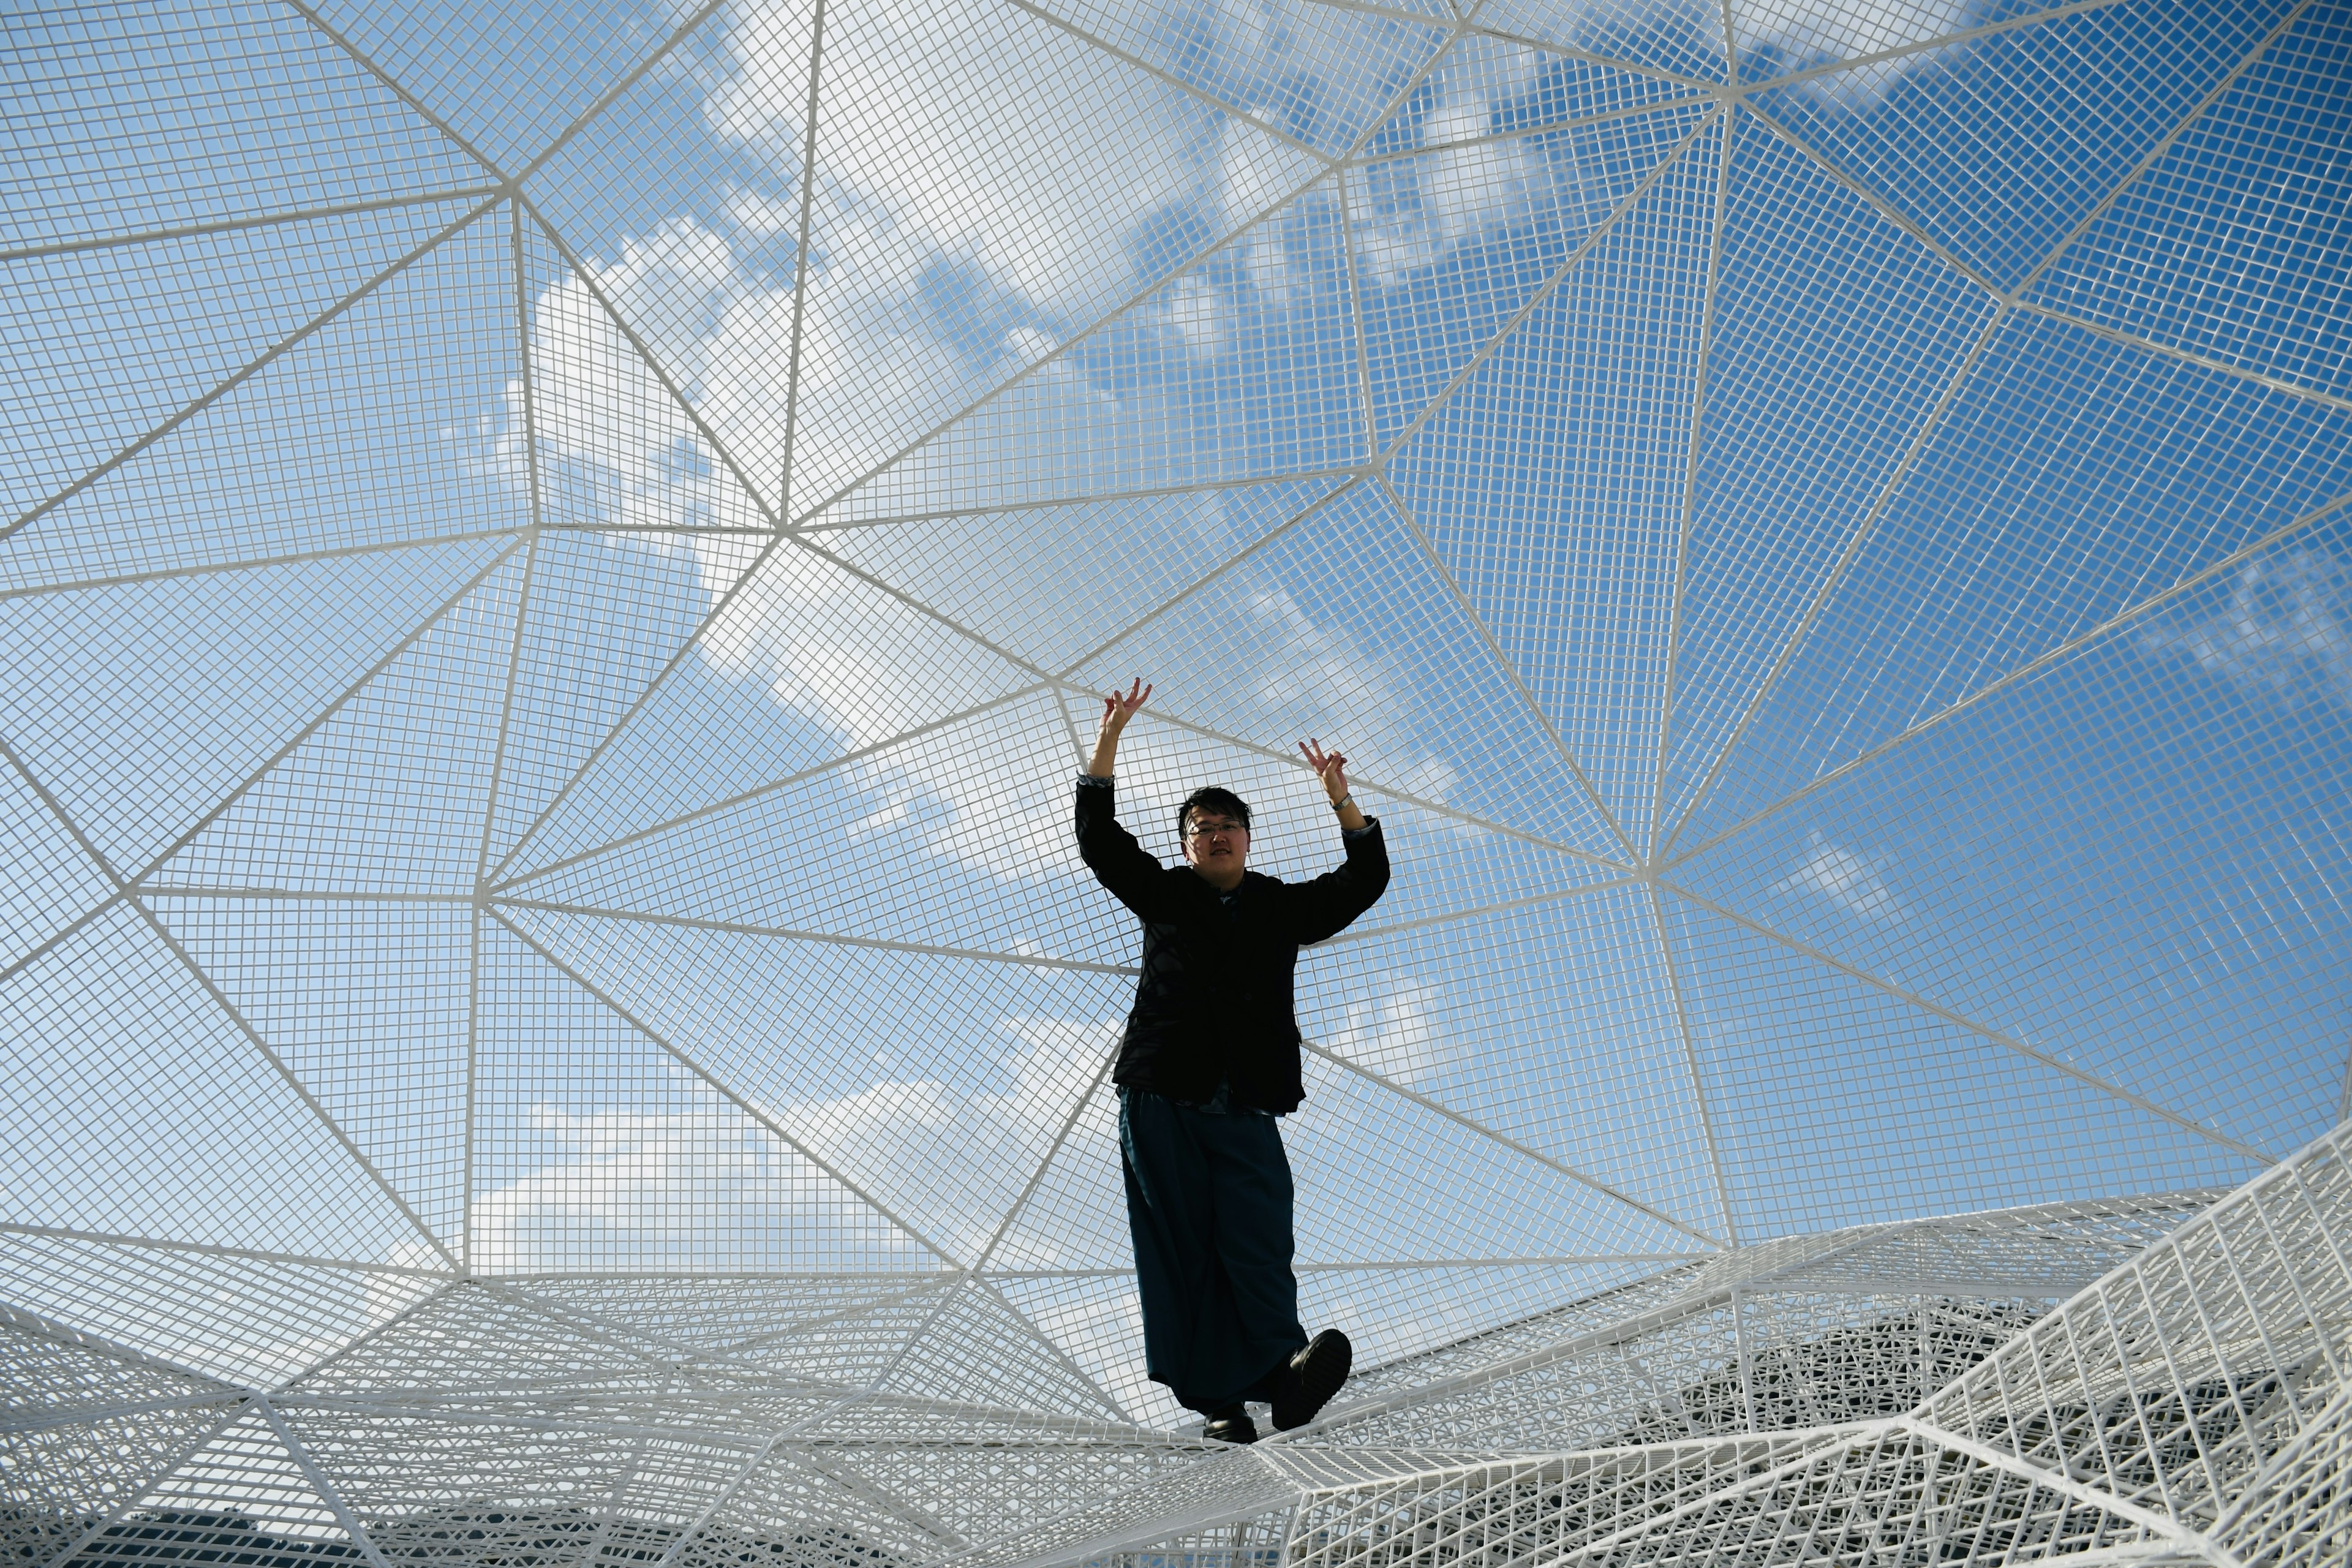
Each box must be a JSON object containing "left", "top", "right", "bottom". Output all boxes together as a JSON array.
[
  {"left": 1075, "top": 778, "right": 1182, "bottom": 921},
  {"left": 1285, "top": 818, "right": 1391, "bottom": 945}
]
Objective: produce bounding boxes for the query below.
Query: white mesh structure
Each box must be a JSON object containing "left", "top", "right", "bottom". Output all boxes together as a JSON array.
[{"left": 4, "top": 1, "right": 2350, "bottom": 1566}]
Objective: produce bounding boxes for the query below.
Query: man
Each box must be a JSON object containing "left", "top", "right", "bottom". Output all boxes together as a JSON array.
[{"left": 1074, "top": 678, "right": 1390, "bottom": 1444}]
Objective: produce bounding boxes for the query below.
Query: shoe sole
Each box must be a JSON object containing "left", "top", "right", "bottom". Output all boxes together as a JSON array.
[{"left": 1273, "top": 1329, "right": 1351, "bottom": 1430}]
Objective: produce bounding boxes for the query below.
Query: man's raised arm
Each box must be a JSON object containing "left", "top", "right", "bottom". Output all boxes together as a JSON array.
[
  {"left": 1289, "top": 737, "right": 1390, "bottom": 944},
  {"left": 1074, "top": 680, "right": 1169, "bottom": 914},
  {"left": 1088, "top": 678, "right": 1149, "bottom": 782}
]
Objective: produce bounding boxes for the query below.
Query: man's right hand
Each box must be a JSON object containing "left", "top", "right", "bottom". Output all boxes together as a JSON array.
[{"left": 1089, "top": 678, "right": 1151, "bottom": 777}]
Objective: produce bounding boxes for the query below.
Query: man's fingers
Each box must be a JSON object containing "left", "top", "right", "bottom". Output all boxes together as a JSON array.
[
  {"left": 1297, "top": 738, "right": 1350, "bottom": 791},
  {"left": 1107, "top": 679, "right": 1151, "bottom": 718},
  {"left": 1106, "top": 682, "right": 1152, "bottom": 720}
]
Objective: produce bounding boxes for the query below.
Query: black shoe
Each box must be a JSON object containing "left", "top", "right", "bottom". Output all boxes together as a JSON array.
[
  {"left": 1271, "top": 1329, "right": 1351, "bottom": 1430},
  {"left": 1202, "top": 1406, "right": 1257, "bottom": 1444}
]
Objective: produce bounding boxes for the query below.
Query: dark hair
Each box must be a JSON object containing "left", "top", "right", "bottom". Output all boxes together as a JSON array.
[{"left": 1176, "top": 787, "right": 1253, "bottom": 840}]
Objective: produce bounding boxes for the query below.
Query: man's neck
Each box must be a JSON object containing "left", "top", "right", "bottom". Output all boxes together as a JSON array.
[{"left": 1192, "top": 865, "right": 1245, "bottom": 894}]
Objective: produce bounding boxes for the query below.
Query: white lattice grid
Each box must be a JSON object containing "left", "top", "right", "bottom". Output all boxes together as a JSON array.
[
  {"left": 924, "top": 1125, "right": 2350, "bottom": 1568},
  {"left": 3, "top": 0, "right": 2350, "bottom": 1562}
]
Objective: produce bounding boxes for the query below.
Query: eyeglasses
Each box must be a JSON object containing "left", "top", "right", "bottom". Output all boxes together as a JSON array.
[{"left": 1183, "top": 820, "right": 1248, "bottom": 840}]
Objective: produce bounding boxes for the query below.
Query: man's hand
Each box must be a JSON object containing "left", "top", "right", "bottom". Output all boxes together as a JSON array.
[
  {"left": 1299, "top": 739, "right": 1367, "bottom": 832},
  {"left": 1298, "top": 738, "right": 1348, "bottom": 801},
  {"left": 1088, "top": 678, "right": 1151, "bottom": 777}
]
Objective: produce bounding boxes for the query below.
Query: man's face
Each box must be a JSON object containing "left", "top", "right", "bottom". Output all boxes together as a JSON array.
[{"left": 1181, "top": 812, "right": 1250, "bottom": 881}]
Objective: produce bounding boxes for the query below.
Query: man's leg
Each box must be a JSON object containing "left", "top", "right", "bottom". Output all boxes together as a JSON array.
[
  {"left": 1199, "top": 1115, "right": 1351, "bottom": 1429},
  {"left": 1118, "top": 1088, "right": 1230, "bottom": 1415},
  {"left": 1189, "top": 1113, "right": 1307, "bottom": 1410}
]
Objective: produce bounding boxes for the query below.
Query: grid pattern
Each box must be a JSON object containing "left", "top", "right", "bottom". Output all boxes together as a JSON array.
[{"left": 5, "top": 1, "right": 2351, "bottom": 1566}]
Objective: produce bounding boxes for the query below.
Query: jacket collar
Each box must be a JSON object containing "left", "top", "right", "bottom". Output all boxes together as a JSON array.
[{"left": 1182, "top": 866, "right": 1270, "bottom": 900}]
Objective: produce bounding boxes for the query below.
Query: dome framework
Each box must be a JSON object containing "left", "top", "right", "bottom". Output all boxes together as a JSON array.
[{"left": 3, "top": 0, "right": 2350, "bottom": 1564}]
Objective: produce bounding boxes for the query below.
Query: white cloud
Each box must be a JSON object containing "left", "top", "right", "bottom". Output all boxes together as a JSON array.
[
  {"left": 2138, "top": 549, "right": 2352, "bottom": 708},
  {"left": 469, "top": 1100, "right": 924, "bottom": 1273},
  {"left": 461, "top": 1018, "right": 1116, "bottom": 1273},
  {"left": 1774, "top": 832, "right": 1904, "bottom": 922},
  {"left": 698, "top": 538, "right": 1005, "bottom": 744},
  {"left": 1156, "top": 272, "right": 1226, "bottom": 362},
  {"left": 710, "top": 2, "right": 1208, "bottom": 311},
  {"left": 1730, "top": 0, "right": 2036, "bottom": 110},
  {"left": 1379, "top": 38, "right": 1553, "bottom": 265},
  {"left": 1420, "top": 99, "right": 1539, "bottom": 251},
  {"left": 1731, "top": 0, "right": 1972, "bottom": 66},
  {"left": 1341, "top": 0, "right": 1991, "bottom": 283},
  {"left": 439, "top": 391, "right": 532, "bottom": 501},
  {"left": 689, "top": 0, "right": 1322, "bottom": 515},
  {"left": 500, "top": 3, "right": 1526, "bottom": 897},
  {"left": 530, "top": 221, "right": 762, "bottom": 518},
  {"left": 496, "top": 21, "right": 1311, "bottom": 885},
  {"left": 1392, "top": 753, "right": 1461, "bottom": 807},
  {"left": 1350, "top": 96, "right": 1547, "bottom": 284},
  {"left": 752, "top": 1017, "right": 1110, "bottom": 1262},
  {"left": 1318, "top": 974, "right": 1454, "bottom": 1090},
  {"left": 1218, "top": 113, "right": 1296, "bottom": 233}
]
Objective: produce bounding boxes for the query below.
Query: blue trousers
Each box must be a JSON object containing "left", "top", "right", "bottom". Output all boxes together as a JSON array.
[{"left": 1119, "top": 1087, "right": 1307, "bottom": 1413}]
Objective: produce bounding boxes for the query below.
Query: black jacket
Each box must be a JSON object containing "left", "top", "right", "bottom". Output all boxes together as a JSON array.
[{"left": 1075, "top": 778, "right": 1390, "bottom": 1112}]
